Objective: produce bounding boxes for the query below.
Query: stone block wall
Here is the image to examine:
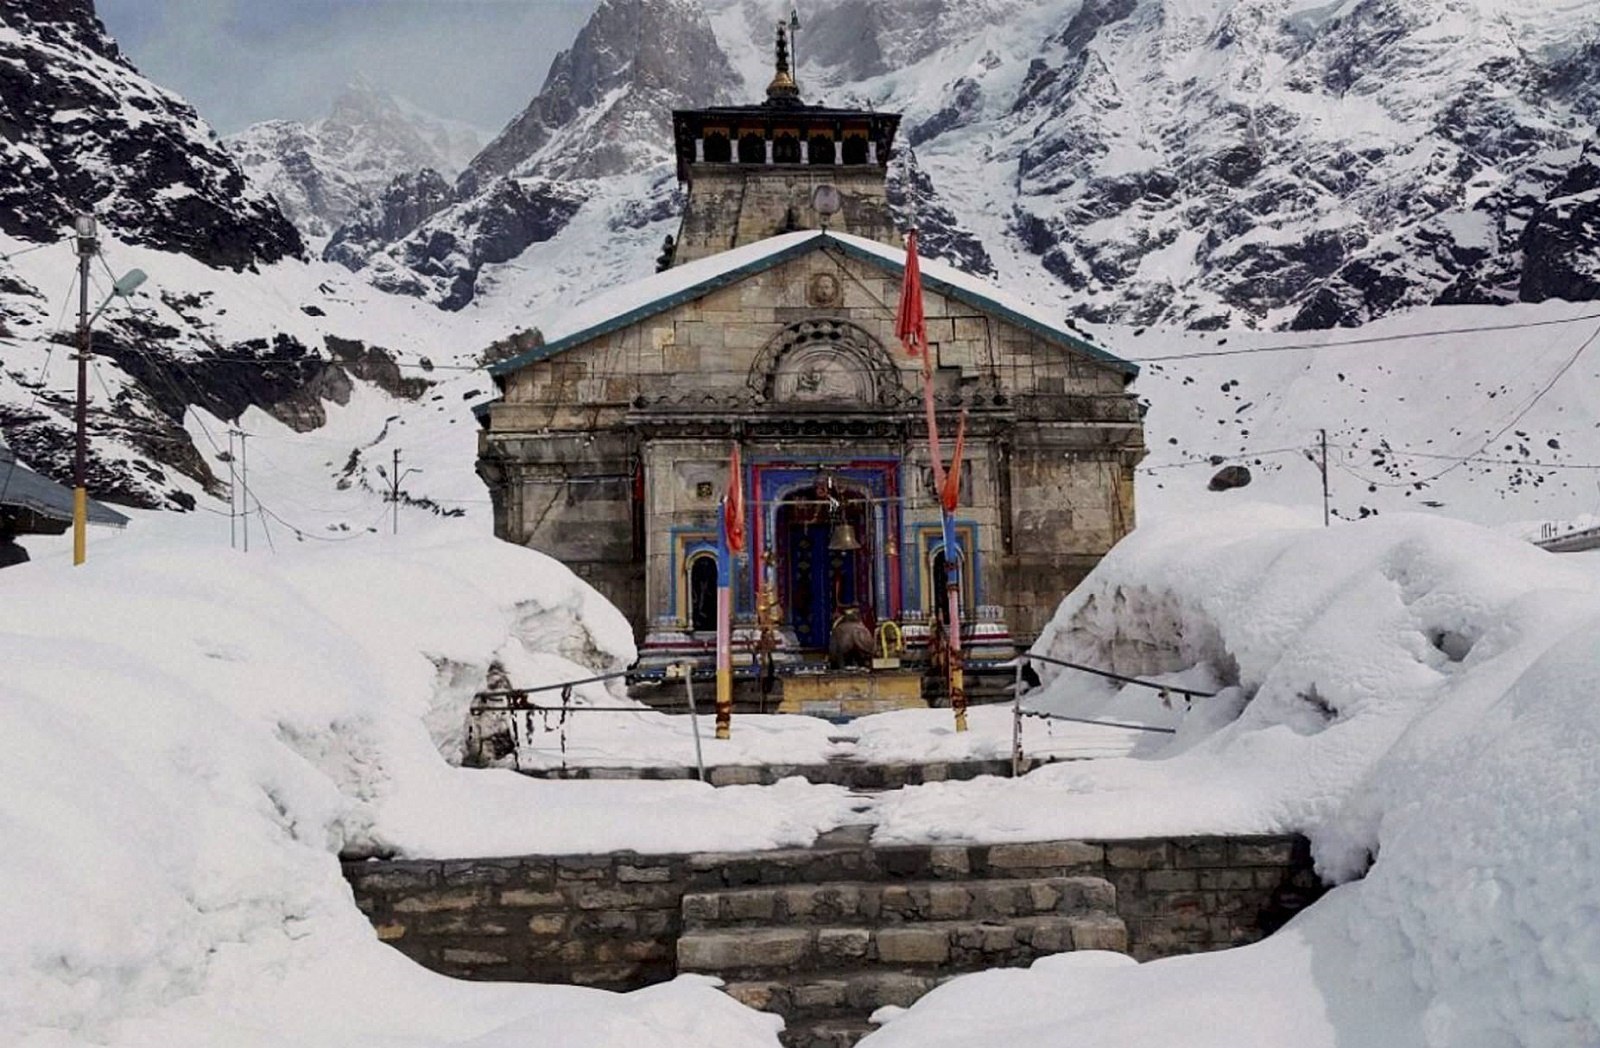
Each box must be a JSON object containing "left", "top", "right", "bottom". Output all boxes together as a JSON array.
[
  {"left": 675, "top": 168, "right": 898, "bottom": 264},
  {"left": 479, "top": 250, "right": 1146, "bottom": 642},
  {"left": 343, "top": 835, "right": 1324, "bottom": 988}
]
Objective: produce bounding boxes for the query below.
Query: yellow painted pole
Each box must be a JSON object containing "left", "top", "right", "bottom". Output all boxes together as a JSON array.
[{"left": 72, "top": 487, "right": 87, "bottom": 565}]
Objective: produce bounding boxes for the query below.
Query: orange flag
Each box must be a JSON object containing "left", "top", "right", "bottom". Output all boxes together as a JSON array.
[
  {"left": 895, "top": 229, "right": 927, "bottom": 361},
  {"left": 941, "top": 411, "right": 968, "bottom": 512},
  {"left": 724, "top": 444, "right": 745, "bottom": 553}
]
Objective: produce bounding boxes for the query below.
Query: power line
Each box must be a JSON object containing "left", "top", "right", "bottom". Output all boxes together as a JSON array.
[
  {"left": 1137, "top": 446, "right": 1309, "bottom": 472},
  {"left": 1128, "top": 310, "right": 1600, "bottom": 363},
  {"left": 0, "top": 239, "right": 58, "bottom": 263}
]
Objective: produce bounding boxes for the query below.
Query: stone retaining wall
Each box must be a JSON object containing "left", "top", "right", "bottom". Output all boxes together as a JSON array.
[
  {"left": 510, "top": 756, "right": 1064, "bottom": 788},
  {"left": 343, "top": 835, "right": 1323, "bottom": 988}
]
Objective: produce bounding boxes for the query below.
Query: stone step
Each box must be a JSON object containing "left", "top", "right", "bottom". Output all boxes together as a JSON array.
[
  {"left": 676, "top": 914, "right": 1128, "bottom": 978},
  {"left": 684, "top": 839, "right": 1111, "bottom": 891},
  {"left": 683, "top": 876, "right": 1117, "bottom": 930},
  {"left": 780, "top": 1018, "right": 878, "bottom": 1048},
  {"left": 725, "top": 970, "right": 940, "bottom": 1021}
]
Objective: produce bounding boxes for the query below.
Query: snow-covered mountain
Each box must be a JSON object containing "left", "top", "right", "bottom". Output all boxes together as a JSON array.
[
  {"left": 352, "top": 0, "right": 1600, "bottom": 327},
  {"left": 336, "top": 0, "right": 739, "bottom": 306},
  {"left": 0, "top": 1, "right": 503, "bottom": 512},
  {"left": 0, "top": 0, "right": 302, "bottom": 268},
  {"left": 228, "top": 79, "right": 487, "bottom": 240}
]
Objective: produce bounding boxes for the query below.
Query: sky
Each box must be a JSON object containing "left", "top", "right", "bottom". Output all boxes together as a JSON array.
[{"left": 96, "top": 0, "right": 597, "bottom": 134}]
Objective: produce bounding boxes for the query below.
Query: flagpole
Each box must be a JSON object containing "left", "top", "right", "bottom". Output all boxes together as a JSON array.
[
  {"left": 897, "top": 228, "right": 969, "bottom": 733},
  {"left": 715, "top": 496, "right": 733, "bottom": 740},
  {"left": 941, "top": 510, "right": 968, "bottom": 732}
]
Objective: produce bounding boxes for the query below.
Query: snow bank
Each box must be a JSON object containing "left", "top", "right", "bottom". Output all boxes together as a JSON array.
[
  {"left": 863, "top": 511, "right": 1600, "bottom": 1048},
  {"left": 872, "top": 508, "right": 1597, "bottom": 848},
  {"left": 0, "top": 529, "right": 848, "bottom": 1045}
]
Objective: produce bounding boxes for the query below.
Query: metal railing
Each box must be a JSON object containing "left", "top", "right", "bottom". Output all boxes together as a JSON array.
[
  {"left": 470, "top": 665, "right": 709, "bottom": 781},
  {"left": 1008, "top": 651, "right": 1218, "bottom": 776}
]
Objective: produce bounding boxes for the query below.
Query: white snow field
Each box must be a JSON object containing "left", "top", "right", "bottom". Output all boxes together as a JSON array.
[
  {"left": 860, "top": 509, "right": 1600, "bottom": 1048},
  {"left": 0, "top": 523, "right": 864, "bottom": 1048}
]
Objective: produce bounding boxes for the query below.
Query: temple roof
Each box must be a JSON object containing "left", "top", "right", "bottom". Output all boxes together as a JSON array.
[
  {"left": 486, "top": 231, "right": 1139, "bottom": 383},
  {"left": 0, "top": 444, "right": 130, "bottom": 534}
]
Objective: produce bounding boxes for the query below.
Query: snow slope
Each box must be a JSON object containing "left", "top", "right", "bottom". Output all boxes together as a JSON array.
[{"left": 1122, "top": 300, "right": 1600, "bottom": 530}]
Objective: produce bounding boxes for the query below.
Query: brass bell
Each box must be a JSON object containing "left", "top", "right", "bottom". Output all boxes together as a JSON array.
[{"left": 828, "top": 521, "right": 862, "bottom": 552}]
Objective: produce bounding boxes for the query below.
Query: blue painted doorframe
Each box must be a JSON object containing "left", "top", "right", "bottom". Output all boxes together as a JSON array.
[{"left": 784, "top": 520, "right": 862, "bottom": 649}]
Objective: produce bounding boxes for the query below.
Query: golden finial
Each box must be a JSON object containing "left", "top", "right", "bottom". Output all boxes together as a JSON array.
[{"left": 767, "top": 21, "right": 799, "bottom": 102}]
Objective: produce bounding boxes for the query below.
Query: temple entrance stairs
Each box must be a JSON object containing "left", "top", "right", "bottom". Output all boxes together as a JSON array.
[{"left": 675, "top": 829, "right": 1127, "bottom": 1048}]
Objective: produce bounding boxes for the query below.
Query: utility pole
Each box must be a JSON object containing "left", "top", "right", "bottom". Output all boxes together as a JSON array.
[
  {"left": 227, "top": 429, "right": 238, "bottom": 550},
  {"left": 239, "top": 430, "right": 250, "bottom": 553},
  {"left": 1319, "top": 428, "right": 1330, "bottom": 527},
  {"left": 386, "top": 449, "right": 421, "bottom": 536},
  {"left": 72, "top": 214, "right": 96, "bottom": 566}
]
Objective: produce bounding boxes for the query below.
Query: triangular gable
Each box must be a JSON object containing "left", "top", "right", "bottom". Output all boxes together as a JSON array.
[{"left": 487, "top": 231, "right": 1139, "bottom": 381}]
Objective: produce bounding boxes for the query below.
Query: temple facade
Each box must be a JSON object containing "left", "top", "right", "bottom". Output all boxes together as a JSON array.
[{"left": 475, "top": 30, "right": 1146, "bottom": 674}]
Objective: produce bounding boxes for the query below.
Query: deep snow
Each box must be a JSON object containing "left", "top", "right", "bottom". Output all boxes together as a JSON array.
[
  {"left": 860, "top": 508, "right": 1600, "bottom": 1048},
  {"left": 0, "top": 518, "right": 859, "bottom": 1047}
]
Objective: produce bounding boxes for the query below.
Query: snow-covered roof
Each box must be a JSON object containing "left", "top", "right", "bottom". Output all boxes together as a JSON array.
[
  {"left": 0, "top": 445, "right": 130, "bottom": 530},
  {"left": 487, "top": 231, "right": 1138, "bottom": 380}
]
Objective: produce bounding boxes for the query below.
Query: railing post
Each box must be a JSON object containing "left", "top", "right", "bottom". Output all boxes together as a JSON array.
[
  {"left": 1012, "top": 653, "right": 1025, "bottom": 778},
  {"left": 680, "top": 663, "right": 708, "bottom": 784}
]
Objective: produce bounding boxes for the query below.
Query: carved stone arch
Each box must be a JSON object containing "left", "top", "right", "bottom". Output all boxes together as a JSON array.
[{"left": 748, "top": 319, "right": 900, "bottom": 407}]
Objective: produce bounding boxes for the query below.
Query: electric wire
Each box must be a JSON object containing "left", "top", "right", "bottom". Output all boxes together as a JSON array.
[
  {"left": 0, "top": 239, "right": 57, "bottom": 263},
  {"left": 1126, "top": 310, "right": 1600, "bottom": 363},
  {"left": 88, "top": 254, "right": 386, "bottom": 546}
]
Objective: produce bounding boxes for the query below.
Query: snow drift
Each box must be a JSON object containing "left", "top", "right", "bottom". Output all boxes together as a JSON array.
[
  {"left": 864, "top": 510, "right": 1600, "bottom": 1047},
  {"left": 0, "top": 528, "right": 850, "bottom": 1046}
]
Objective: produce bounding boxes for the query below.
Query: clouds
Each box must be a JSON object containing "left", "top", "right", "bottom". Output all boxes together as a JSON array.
[{"left": 98, "top": 0, "right": 595, "bottom": 133}]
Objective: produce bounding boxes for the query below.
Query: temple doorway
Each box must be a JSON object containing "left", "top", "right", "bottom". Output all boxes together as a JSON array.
[{"left": 776, "top": 484, "right": 874, "bottom": 650}]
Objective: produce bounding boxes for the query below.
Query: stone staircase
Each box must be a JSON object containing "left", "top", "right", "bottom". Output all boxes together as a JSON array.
[{"left": 677, "top": 874, "right": 1127, "bottom": 1047}]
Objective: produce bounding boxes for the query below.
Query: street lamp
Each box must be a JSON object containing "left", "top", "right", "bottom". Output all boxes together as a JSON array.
[{"left": 71, "top": 214, "right": 147, "bottom": 566}]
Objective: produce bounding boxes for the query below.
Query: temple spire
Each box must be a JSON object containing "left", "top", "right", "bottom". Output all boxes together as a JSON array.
[{"left": 766, "top": 21, "right": 800, "bottom": 105}]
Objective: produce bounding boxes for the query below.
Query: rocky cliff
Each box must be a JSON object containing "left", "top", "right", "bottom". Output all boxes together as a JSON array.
[{"left": 0, "top": 0, "right": 302, "bottom": 269}]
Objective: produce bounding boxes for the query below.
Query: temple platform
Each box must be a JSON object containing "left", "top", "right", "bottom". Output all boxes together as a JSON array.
[{"left": 777, "top": 669, "right": 926, "bottom": 718}]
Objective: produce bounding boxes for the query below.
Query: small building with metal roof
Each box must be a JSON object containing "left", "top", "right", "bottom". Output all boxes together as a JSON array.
[{"left": 1, "top": 444, "right": 130, "bottom": 566}]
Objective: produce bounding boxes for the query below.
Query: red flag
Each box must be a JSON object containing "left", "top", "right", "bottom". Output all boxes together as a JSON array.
[
  {"left": 941, "top": 411, "right": 968, "bottom": 512},
  {"left": 724, "top": 444, "right": 745, "bottom": 553},
  {"left": 895, "top": 229, "right": 927, "bottom": 361}
]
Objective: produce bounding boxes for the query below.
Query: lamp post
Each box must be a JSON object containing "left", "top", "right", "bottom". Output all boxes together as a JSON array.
[{"left": 71, "top": 213, "right": 147, "bottom": 566}]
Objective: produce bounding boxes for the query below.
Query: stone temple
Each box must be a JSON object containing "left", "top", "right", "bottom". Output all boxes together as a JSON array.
[{"left": 475, "top": 29, "right": 1147, "bottom": 690}]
